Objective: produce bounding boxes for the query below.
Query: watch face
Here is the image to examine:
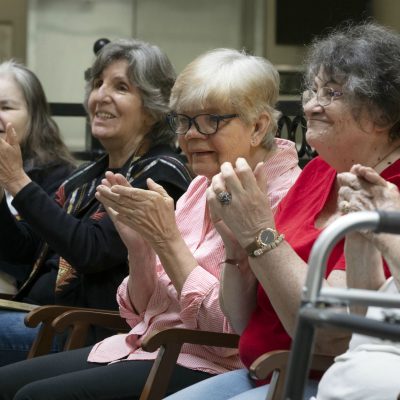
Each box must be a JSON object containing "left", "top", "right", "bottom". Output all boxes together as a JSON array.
[{"left": 259, "top": 229, "right": 276, "bottom": 245}]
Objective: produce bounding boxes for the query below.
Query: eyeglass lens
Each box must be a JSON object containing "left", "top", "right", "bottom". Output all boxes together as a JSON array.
[
  {"left": 302, "top": 87, "right": 335, "bottom": 107},
  {"left": 170, "top": 114, "right": 220, "bottom": 135}
]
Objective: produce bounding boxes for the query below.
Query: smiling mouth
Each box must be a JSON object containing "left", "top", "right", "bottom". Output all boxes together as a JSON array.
[{"left": 95, "top": 111, "right": 115, "bottom": 120}]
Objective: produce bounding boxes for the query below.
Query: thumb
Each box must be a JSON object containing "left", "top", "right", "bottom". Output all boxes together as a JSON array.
[
  {"left": 254, "top": 162, "right": 268, "bottom": 194},
  {"left": 146, "top": 178, "right": 169, "bottom": 198},
  {"left": 5, "top": 123, "right": 19, "bottom": 146}
]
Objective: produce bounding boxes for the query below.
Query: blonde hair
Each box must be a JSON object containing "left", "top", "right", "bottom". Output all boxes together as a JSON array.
[{"left": 170, "top": 48, "right": 280, "bottom": 149}]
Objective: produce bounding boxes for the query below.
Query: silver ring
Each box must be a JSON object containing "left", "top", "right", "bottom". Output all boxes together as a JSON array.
[{"left": 217, "top": 191, "right": 232, "bottom": 206}]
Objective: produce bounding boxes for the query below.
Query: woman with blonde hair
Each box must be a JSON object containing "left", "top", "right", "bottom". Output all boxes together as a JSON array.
[{"left": 0, "top": 48, "right": 300, "bottom": 400}]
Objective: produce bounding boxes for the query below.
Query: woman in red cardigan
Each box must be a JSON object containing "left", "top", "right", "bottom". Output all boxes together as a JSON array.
[{"left": 166, "top": 21, "right": 400, "bottom": 400}]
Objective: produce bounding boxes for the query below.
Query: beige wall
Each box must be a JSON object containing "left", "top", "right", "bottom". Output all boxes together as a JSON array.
[
  {"left": 0, "top": 0, "right": 27, "bottom": 63},
  {"left": 372, "top": 0, "right": 400, "bottom": 30},
  {"left": 2, "top": 0, "right": 400, "bottom": 151}
]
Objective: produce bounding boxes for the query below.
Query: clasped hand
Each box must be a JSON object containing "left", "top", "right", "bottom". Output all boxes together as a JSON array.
[
  {"left": 338, "top": 164, "right": 400, "bottom": 214},
  {"left": 207, "top": 157, "right": 274, "bottom": 251},
  {"left": 0, "top": 123, "right": 28, "bottom": 195},
  {"left": 95, "top": 172, "right": 179, "bottom": 249}
]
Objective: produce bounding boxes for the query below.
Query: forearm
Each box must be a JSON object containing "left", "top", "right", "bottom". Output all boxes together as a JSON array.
[
  {"left": 13, "top": 182, "right": 127, "bottom": 271},
  {"left": 248, "top": 242, "right": 345, "bottom": 334},
  {"left": 153, "top": 234, "right": 198, "bottom": 294},
  {"left": 371, "top": 233, "right": 400, "bottom": 286},
  {"left": 0, "top": 194, "right": 40, "bottom": 262},
  {"left": 219, "top": 260, "right": 257, "bottom": 334},
  {"left": 127, "top": 242, "right": 158, "bottom": 314},
  {"left": 345, "top": 233, "right": 385, "bottom": 315},
  {"left": 248, "top": 242, "right": 308, "bottom": 334}
]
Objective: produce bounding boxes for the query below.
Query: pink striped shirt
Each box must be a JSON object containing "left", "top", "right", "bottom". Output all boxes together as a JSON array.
[{"left": 88, "top": 138, "right": 301, "bottom": 374}]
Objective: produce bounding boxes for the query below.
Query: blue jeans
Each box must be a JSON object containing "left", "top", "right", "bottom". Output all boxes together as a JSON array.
[
  {"left": 164, "top": 368, "right": 319, "bottom": 400},
  {"left": 0, "top": 310, "right": 61, "bottom": 367}
]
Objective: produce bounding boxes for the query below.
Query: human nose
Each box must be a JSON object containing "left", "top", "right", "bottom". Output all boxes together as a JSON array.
[
  {"left": 303, "top": 94, "right": 323, "bottom": 116},
  {"left": 183, "top": 119, "right": 206, "bottom": 139},
  {"left": 94, "top": 83, "right": 112, "bottom": 102}
]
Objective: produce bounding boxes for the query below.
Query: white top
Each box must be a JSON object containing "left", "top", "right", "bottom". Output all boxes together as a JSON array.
[{"left": 311, "top": 278, "right": 400, "bottom": 400}]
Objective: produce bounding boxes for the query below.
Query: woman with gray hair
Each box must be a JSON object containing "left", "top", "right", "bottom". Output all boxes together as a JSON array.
[
  {"left": 0, "top": 48, "right": 300, "bottom": 400},
  {"left": 0, "top": 60, "right": 76, "bottom": 295},
  {"left": 165, "top": 21, "right": 400, "bottom": 400},
  {"left": 0, "top": 39, "right": 192, "bottom": 366}
]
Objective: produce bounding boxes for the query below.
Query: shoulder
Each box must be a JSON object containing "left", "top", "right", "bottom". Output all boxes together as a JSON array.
[
  {"left": 128, "top": 145, "right": 193, "bottom": 189},
  {"left": 26, "top": 161, "right": 76, "bottom": 196}
]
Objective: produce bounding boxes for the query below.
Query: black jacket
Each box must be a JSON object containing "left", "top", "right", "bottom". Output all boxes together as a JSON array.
[{"left": 0, "top": 145, "right": 192, "bottom": 311}]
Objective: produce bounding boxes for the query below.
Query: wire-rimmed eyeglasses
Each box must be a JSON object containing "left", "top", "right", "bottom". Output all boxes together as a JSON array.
[
  {"left": 167, "top": 112, "right": 239, "bottom": 135},
  {"left": 302, "top": 87, "right": 344, "bottom": 107}
]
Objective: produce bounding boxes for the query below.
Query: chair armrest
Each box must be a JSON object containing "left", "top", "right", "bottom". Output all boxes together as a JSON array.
[
  {"left": 51, "top": 309, "right": 129, "bottom": 351},
  {"left": 141, "top": 328, "right": 239, "bottom": 352},
  {"left": 140, "top": 329, "right": 239, "bottom": 400},
  {"left": 249, "top": 351, "right": 334, "bottom": 400},
  {"left": 24, "top": 305, "right": 128, "bottom": 358},
  {"left": 25, "top": 305, "right": 78, "bottom": 328},
  {"left": 24, "top": 305, "right": 81, "bottom": 358},
  {"left": 249, "top": 350, "right": 290, "bottom": 381}
]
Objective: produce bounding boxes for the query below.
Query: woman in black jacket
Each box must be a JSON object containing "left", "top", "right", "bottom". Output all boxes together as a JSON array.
[
  {"left": 0, "top": 60, "right": 76, "bottom": 296},
  {"left": 0, "top": 39, "right": 192, "bottom": 366}
]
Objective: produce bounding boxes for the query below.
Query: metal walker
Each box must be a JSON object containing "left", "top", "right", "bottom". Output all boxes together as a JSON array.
[{"left": 283, "top": 210, "right": 400, "bottom": 399}]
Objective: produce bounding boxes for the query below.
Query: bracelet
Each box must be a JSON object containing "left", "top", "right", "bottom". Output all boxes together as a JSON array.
[
  {"left": 253, "top": 233, "right": 285, "bottom": 257},
  {"left": 220, "top": 258, "right": 240, "bottom": 268}
]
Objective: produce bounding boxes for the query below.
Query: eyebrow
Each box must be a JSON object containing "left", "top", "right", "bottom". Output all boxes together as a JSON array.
[
  {"left": 0, "top": 99, "right": 21, "bottom": 107},
  {"left": 314, "top": 76, "right": 341, "bottom": 87}
]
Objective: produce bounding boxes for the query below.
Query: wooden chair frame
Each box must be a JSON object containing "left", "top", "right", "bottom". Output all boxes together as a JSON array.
[{"left": 24, "top": 305, "right": 333, "bottom": 400}]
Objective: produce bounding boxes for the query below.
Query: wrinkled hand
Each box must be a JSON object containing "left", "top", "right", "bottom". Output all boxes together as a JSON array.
[
  {"left": 95, "top": 172, "right": 147, "bottom": 251},
  {"left": 96, "top": 172, "right": 179, "bottom": 249},
  {"left": 208, "top": 197, "right": 247, "bottom": 262},
  {"left": 0, "top": 123, "right": 30, "bottom": 195},
  {"left": 207, "top": 157, "right": 274, "bottom": 249},
  {"left": 337, "top": 164, "right": 400, "bottom": 214}
]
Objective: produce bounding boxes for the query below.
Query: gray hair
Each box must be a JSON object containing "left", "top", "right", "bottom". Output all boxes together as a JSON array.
[
  {"left": 169, "top": 48, "right": 280, "bottom": 151},
  {"left": 304, "top": 22, "right": 400, "bottom": 140},
  {"left": 0, "top": 60, "right": 75, "bottom": 166},
  {"left": 84, "top": 38, "right": 177, "bottom": 147}
]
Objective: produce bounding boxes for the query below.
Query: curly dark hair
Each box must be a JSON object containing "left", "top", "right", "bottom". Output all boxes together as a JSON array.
[{"left": 304, "top": 21, "right": 400, "bottom": 141}]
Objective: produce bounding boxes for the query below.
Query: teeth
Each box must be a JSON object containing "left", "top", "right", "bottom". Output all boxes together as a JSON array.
[{"left": 96, "top": 111, "right": 114, "bottom": 119}]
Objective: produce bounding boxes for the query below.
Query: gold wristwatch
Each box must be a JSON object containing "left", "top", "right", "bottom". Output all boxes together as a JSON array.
[{"left": 245, "top": 228, "right": 284, "bottom": 257}]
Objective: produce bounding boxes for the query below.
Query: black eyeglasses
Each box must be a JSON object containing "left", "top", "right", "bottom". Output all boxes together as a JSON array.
[
  {"left": 302, "top": 86, "right": 344, "bottom": 107},
  {"left": 166, "top": 112, "right": 239, "bottom": 135}
]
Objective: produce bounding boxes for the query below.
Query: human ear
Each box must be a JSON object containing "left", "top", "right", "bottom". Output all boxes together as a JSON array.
[{"left": 250, "top": 112, "right": 270, "bottom": 146}]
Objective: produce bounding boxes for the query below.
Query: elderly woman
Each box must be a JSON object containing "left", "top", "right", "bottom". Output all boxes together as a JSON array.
[
  {"left": 0, "top": 61, "right": 76, "bottom": 295},
  {"left": 0, "top": 39, "right": 192, "bottom": 366},
  {"left": 165, "top": 22, "right": 400, "bottom": 400},
  {"left": 312, "top": 164, "right": 400, "bottom": 400},
  {"left": 0, "top": 48, "right": 301, "bottom": 400}
]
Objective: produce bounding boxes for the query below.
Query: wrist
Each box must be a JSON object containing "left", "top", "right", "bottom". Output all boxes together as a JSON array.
[
  {"left": 245, "top": 227, "right": 284, "bottom": 257},
  {"left": 5, "top": 175, "right": 31, "bottom": 197}
]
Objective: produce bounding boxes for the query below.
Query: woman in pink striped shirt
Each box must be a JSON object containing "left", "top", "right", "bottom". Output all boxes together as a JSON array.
[{"left": 0, "top": 48, "right": 301, "bottom": 400}]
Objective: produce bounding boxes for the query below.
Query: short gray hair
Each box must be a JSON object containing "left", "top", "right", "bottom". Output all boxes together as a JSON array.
[
  {"left": 169, "top": 48, "right": 280, "bottom": 151},
  {"left": 85, "top": 38, "right": 177, "bottom": 147},
  {"left": 304, "top": 22, "right": 400, "bottom": 141}
]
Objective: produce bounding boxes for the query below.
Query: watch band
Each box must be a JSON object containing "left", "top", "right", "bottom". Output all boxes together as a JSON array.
[
  {"left": 251, "top": 233, "right": 284, "bottom": 256},
  {"left": 245, "top": 228, "right": 285, "bottom": 257}
]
